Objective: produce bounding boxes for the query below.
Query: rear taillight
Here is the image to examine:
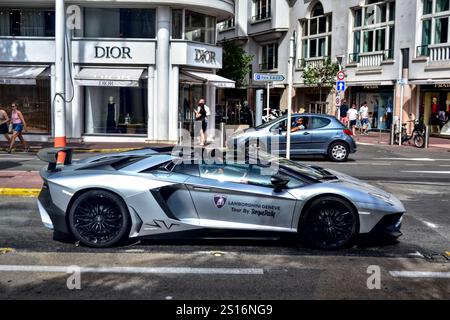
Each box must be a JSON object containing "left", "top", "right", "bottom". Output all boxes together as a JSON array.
[{"left": 343, "top": 129, "right": 353, "bottom": 136}]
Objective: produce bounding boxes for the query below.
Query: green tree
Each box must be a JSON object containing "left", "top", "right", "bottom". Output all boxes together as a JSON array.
[
  {"left": 218, "top": 40, "right": 253, "bottom": 88},
  {"left": 301, "top": 58, "right": 340, "bottom": 104}
]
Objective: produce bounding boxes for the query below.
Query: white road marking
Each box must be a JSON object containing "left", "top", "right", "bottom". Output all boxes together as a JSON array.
[
  {"left": 375, "top": 158, "right": 437, "bottom": 162},
  {"left": 370, "top": 163, "right": 391, "bottom": 166},
  {"left": 0, "top": 157, "right": 35, "bottom": 161},
  {"left": 421, "top": 220, "right": 439, "bottom": 229},
  {"left": 389, "top": 271, "right": 450, "bottom": 279},
  {"left": 402, "top": 171, "right": 450, "bottom": 174},
  {"left": 0, "top": 265, "right": 264, "bottom": 275}
]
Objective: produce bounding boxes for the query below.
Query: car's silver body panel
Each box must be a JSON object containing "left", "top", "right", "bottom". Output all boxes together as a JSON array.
[{"left": 38, "top": 150, "right": 405, "bottom": 240}]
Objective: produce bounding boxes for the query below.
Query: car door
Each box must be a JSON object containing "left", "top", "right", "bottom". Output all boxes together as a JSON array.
[
  {"left": 309, "top": 116, "right": 335, "bottom": 153},
  {"left": 269, "top": 117, "right": 312, "bottom": 155},
  {"left": 185, "top": 163, "right": 297, "bottom": 231}
]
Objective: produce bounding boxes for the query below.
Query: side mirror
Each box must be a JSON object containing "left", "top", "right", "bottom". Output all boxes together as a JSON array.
[{"left": 271, "top": 174, "right": 290, "bottom": 192}]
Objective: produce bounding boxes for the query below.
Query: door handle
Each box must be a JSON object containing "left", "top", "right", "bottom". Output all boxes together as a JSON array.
[
  {"left": 303, "top": 132, "right": 310, "bottom": 135},
  {"left": 192, "top": 186, "right": 212, "bottom": 192}
]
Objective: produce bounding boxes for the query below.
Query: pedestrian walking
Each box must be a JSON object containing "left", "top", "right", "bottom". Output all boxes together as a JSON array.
[
  {"left": 386, "top": 99, "right": 393, "bottom": 130},
  {"left": 195, "top": 98, "right": 211, "bottom": 147},
  {"left": 359, "top": 101, "right": 370, "bottom": 135},
  {"left": 7, "top": 103, "right": 29, "bottom": 153},
  {"left": 347, "top": 103, "right": 358, "bottom": 136},
  {"left": 438, "top": 109, "right": 446, "bottom": 130},
  {"left": 339, "top": 100, "right": 349, "bottom": 127},
  {"left": 0, "top": 106, "right": 11, "bottom": 147}
]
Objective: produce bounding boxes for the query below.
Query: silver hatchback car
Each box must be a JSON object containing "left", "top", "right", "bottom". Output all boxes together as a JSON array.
[{"left": 229, "top": 114, "right": 357, "bottom": 162}]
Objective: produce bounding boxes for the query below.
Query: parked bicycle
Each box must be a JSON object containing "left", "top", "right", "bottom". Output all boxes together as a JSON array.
[
  {"left": 262, "top": 108, "right": 282, "bottom": 123},
  {"left": 394, "top": 120, "right": 425, "bottom": 148}
]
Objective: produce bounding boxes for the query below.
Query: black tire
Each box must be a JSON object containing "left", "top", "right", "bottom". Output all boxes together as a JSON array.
[
  {"left": 328, "top": 142, "right": 349, "bottom": 162},
  {"left": 414, "top": 134, "right": 425, "bottom": 148},
  {"left": 68, "top": 190, "right": 130, "bottom": 248},
  {"left": 299, "top": 196, "right": 359, "bottom": 250}
]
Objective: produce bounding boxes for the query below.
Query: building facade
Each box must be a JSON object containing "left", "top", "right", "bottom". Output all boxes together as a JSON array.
[
  {"left": 218, "top": 0, "right": 450, "bottom": 132},
  {"left": 0, "top": 0, "right": 235, "bottom": 143}
]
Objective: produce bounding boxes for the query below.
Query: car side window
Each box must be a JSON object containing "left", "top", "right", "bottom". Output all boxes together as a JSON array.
[
  {"left": 247, "top": 165, "right": 305, "bottom": 189},
  {"left": 173, "top": 163, "right": 200, "bottom": 176},
  {"left": 199, "top": 164, "right": 249, "bottom": 184},
  {"left": 312, "top": 117, "right": 331, "bottom": 129},
  {"left": 271, "top": 119, "right": 287, "bottom": 132}
]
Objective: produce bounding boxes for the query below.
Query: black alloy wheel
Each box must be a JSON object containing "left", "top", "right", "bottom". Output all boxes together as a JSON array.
[
  {"left": 68, "top": 190, "right": 130, "bottom": 248},
  {"left": 300, "top": 196, "right": 358, "bottom": 250}
]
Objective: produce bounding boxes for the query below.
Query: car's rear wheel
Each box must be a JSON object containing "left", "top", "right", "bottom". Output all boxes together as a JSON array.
[
  {"left": 68, "top": 190, "right": 130, "bottom": 248},
  {"left": 299, "top": 196, "right": 358, "bottom": 250},
  {"left": 328, "top": 142, "right": 349, "bottom": 162}
]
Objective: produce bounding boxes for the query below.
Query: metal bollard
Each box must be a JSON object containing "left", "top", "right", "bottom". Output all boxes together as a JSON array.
[
  {"left": 178, "top": 121, "right": 183, "bottom": 144},
  {"left": 220, "top": 122, "right": 226, "bottom": 149},
  {"left": 424, "top": 125, "right": 430, "bottom": 149},
  {"left": 390, "top": 124, "right": 395, "bottom": 145}
]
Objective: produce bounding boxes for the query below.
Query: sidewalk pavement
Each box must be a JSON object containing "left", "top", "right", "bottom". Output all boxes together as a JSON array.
[
  {"left": 0, "top": 171, "right": 42, "bottom": 197},
  {"left": 355, "top": 131, "right": 450, "bottom": 150}
]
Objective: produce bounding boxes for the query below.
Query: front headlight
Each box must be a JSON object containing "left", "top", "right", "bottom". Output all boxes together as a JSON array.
[{"left": 369, "top": 193, "right": 394, "bottom": 206}]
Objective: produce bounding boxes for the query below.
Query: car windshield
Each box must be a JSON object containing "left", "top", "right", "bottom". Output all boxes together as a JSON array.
[
  {"left": 254, "top": 115, "right": 286, "bottom": 130},
  {"left": 276, "top": 159, "right": 331, "bottom": 181}
]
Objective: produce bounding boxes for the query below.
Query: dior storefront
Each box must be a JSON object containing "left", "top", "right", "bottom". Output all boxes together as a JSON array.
[{"left": 0, "top": 1, "right": 235, "bottom": 143}]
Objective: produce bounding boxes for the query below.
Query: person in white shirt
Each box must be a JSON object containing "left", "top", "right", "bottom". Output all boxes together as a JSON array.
[
  {"left": 195, "top": 98, "right": 211, "bottom": 146},
  {"left": 359, "top": 101, "right": 370, "bottom": 135},
  {"left": 347, "top": 103, "right": 358, "bottom": 136}
]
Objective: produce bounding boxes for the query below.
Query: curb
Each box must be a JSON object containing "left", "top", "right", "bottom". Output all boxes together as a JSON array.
[{"left": 0, "top": 188, "right": 40, "bottom": 197}]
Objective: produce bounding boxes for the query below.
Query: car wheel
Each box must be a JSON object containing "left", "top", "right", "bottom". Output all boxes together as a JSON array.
[
  {"left": 68, "top": 190, "right": 130, "bottom": 248},
  {"left": 328, "top": 142, "right": 349, "bottom": 162},
  {"left": 299, "top": 196, "right": 358, "bottom": 250}
]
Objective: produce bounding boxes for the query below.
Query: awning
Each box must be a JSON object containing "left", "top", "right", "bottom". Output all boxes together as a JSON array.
[
  {"left": 0, "top": 66, "right": 47, "bottom": 85},
  {"left": 409, "top": 79, "right": 450, "bottom": 85},
  {"left": 181, "top": 71, "right": 235, "bottom": 88},
  {"left": 75, "top": 68, "right": 145, "bottom": 87}
]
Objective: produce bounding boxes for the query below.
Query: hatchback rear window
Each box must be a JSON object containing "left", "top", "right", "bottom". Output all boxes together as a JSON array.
[{"left": 312, "top": 117, "right": 331, "bottom": 129}]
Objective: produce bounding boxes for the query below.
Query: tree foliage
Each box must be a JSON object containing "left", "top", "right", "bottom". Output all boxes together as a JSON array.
[
  {"left": 301, "top": 58, "right": 340, "bottom": 89},
  {"left": 217, "top": 40, "right": 254, "bottom": 88}
]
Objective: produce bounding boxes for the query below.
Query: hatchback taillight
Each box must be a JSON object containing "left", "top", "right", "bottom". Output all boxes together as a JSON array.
[{"left": 343, "top": 129, "right": 353, "bottom": 136}]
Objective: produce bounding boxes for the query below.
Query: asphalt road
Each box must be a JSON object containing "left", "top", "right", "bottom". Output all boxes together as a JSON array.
[{"left": 0, "top": 144, "right": 449, "bottom": 299}]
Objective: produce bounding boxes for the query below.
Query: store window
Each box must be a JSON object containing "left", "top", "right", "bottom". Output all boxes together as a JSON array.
[
  {"left": 0, "top": 80, "right": 51, "bottom": 133},
  {"left": 172, "top": 9, "right": 183, "bottom": 39},
  {"left": 185, "top": 10, "right": 216, "bottom": 44},
  {"left": 219, "top": 18, "right": 235, "bottom": 32},
  {"left": 419, "top": 0, "right": 450, "bottom": 56},
  {"left": 84, "top": 84, "right": 148, "bottom": 135},
  {"left": 351, "top": 1, "right": 395, "bottom": 63},
  {"left": 300, "top": 2, "right": 332, "bottom": 62},
  {"left": 260, "top": 43, "right": 278, "bottom": 71},
  {"left": 0, "top": 8, "right": 55, "bottom": 37},
  {"left": 252, "top": 0, "right": 271, "bottom": 22},
  {"left": 79, "top": 8, "right": 156, "bottom": 38}
]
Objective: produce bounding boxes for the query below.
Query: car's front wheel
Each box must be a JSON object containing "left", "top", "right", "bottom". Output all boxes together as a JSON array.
[
  {"left": 299, "top": 196, "right": 358, "bottom": 250},
  {"left": 328, "top": 142, "right": 349, "bottom": 162},
  {"left": 68, "top": 190, "right": 130, "bottom": 248}
]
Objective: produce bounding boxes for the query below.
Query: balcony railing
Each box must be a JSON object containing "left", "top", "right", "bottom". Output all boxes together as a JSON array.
[
  {"left": 348, "top": 49, "right": 393, "bottom": 67},
  {"left": 251, "top": 11, "right": 272, "bottom": 23},
  {"left": 219, "top": 19, "right": 235, "bottom": 32},
  {"left": 297, "top": 57, "right": 329, "bottom": 69},
  {"left": 416, "top": 44, "right": 450, "bottom": 62}
]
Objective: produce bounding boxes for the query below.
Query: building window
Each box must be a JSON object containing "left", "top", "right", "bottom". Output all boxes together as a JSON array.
[
  {"left": 185, "top": 10, "right": 216, "bottom": 44},
  {"left": 79, "top": 8, "right": 156, "bottom": 39},
  {"left": 300, "top": 2, "right": 332, "bottom": 63},
  {"left": 351, "top": 1, "right": 395, "bottom": 63},
  {"left": 172, "top": 9, "right": 183, "bottom": 39},
  {"left": 84, "top": 84, "right": 148, "bottom": 135},
  {"left": 419, "top": 0, "right": 450, "bottom": 56},
  {"left": 0, "top": 8, "right": 55, "bottom": 37},
  {"left": 260, "top": 43, "right": 278, "bottom": 70},
  {"left": 219, "top": 18, "right": 235, "bottom": 32},
  {"left": 252, "top": 0, "right": 271, "bottom": 22}
]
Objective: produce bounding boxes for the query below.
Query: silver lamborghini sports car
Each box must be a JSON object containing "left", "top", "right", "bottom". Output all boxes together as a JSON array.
[{"left": 37, "top": 148, "right": 405, "bottom": 250}]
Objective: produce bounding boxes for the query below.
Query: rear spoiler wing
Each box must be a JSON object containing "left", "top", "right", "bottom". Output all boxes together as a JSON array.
[{"left": 37, "top": 148, "right": 73, "bottom": 172}]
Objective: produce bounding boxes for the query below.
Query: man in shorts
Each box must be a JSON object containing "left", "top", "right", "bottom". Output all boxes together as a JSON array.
[
  {"left": 359, "top": 101, "right": 370, "bottom": 135},
  {"left": 347, "top": 103, "right": 358, "bottom": 136}
]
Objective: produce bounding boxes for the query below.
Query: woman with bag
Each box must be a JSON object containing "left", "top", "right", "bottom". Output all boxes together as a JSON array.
[
  {"left": 195, "top": 98, "right": 210, "bottom": 147},
  {"left": 7, "top": 103, "right": 29, "bottom": 153},
  {"left": 0, "top": 106, "right": 11, "bottom": 147}
]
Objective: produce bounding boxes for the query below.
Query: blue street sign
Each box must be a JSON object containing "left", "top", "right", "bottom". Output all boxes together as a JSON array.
[
  {"left": 253, "top": 73, "right": 285, "bottom": 82},
  {"left": 337, "top": 81, "right": 346, "bottom": 92}
]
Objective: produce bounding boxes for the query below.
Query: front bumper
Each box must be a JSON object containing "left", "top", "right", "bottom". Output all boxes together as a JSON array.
[{"left": 369, "top": 212, "right": 403, "bottom": 238}]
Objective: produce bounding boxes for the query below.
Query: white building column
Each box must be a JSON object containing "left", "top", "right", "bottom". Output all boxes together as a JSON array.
[
  {"left": 206, "top": 84, "right": 216, "bottom": 141},
  {"left": 147, "top": 65, "right": 155, "bottom": 141},
  {"left": 169, "top": 65, "right": 179, "bottom": 142},
  {"left": 156, "top": 6, "right": 170, "bottom": 142}
]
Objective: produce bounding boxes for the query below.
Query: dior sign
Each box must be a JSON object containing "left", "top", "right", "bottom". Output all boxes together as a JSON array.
[
  {"left": 195, "top": 49, "right": 217, "bottom": 64},
  {"left": 95, "top": 46, "right": 132, "bottom": 59}
]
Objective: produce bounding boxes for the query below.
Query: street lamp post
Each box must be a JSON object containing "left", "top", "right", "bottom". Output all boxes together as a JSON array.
[
  {"left": 286, "top": 34, "right": 295, "bottom": 160},
  {"left": 55, "top": 0, "right": 66, "bottom": 162}
]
